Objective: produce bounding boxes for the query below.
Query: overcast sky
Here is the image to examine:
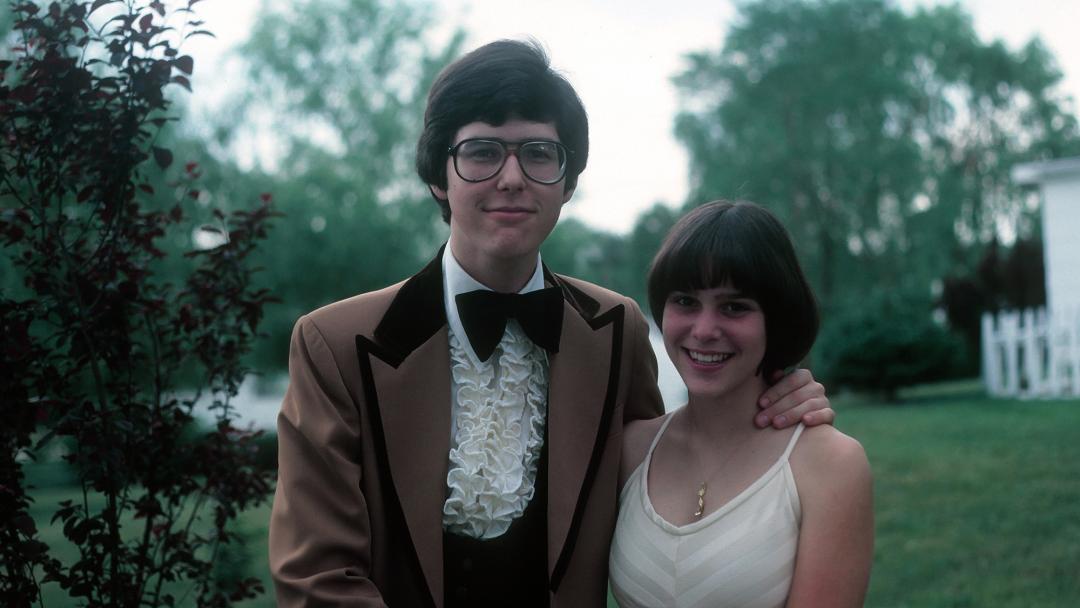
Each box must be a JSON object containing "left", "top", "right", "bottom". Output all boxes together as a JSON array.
[{"left": 187, "top": 0, "right": 1080, "bottom": 234}]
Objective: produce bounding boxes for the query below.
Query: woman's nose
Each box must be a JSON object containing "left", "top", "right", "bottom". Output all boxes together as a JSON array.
[{"left": 690, "top": 311, "right": 723, "bottom": 341}]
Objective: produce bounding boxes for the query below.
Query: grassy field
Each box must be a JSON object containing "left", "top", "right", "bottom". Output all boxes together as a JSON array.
[
  {"left": 23, "top": 381, "right": 1080, "bottom": 607},
  {"left": 840, "top": 382, "right": 1080, "bottom": 607}
]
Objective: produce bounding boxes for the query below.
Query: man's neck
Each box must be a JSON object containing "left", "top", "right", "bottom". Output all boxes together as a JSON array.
[{"left": 448, "top": 242, "right": 539, "bottom": 293}]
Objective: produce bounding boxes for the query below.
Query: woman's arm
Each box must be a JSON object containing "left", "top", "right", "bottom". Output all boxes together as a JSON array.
[{"left": 786, "top": 426, "right": 874, "bottom": 608}]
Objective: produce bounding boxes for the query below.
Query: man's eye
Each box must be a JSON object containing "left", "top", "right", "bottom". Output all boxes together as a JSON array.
[
  {"left": 524, "top": 144, "right": 557, "bottom": 163},
  {"left": 462, "top": 144, "right": 502, "bottom": 162}
]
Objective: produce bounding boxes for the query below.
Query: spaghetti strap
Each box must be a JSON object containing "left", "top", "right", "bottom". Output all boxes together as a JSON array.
[
  {"left": 779, "top": 422, "right": 805, "bottom": 462},
  {"left": 646, "top": 414, "right": 676, "bottom": 458}
]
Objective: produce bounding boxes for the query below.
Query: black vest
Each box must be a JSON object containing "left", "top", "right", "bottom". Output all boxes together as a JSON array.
[{"left": 443, "top": 438, "right": 549, "bottom": 608}]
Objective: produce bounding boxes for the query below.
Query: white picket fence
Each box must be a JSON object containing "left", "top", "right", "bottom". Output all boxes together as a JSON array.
[{"left": 982, "top": 306, "right": 1080, "bottom": 398}]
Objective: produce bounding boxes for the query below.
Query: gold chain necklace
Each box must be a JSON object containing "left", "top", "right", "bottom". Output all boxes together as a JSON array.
[{"left": 684, "top": 411, "right": 757, "bottom": 519}]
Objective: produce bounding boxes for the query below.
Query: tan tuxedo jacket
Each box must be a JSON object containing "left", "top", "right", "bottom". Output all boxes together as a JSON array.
[{"left": 269, "top": 251, "right": 664, "bottom": 607}]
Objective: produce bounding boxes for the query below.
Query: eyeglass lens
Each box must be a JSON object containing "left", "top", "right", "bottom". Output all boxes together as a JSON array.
[{"left": 453, "top": 140, "right": 567, "bottom": 184}]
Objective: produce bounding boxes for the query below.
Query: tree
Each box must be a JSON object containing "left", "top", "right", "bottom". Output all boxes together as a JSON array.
[
  {"left": 616, "top": 203, "right": 680, "bottom": 309},
  {"left": 1, "top": 1, "right": 276, "bottom": 604},
  {"left": 940, "top": 235, "right": 1046, "bottom": 368},
  {"left": 674, "top": 0, "right": 1080, "bottom": 310},
  {"left": 191, "top": 0, "right": 464, "bottom": 372},
  {"left": 816, "top": 289, "right": 966, "bottom": 401}
]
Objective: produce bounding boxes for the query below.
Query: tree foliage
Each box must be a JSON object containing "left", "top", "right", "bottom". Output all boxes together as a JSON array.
[
  {"left": 674, "top": 0, "right": 1080, "bottom": 308},
  {"left": 817, "top": 290, "right": 967, "bottom": 400},
  {"left": 940, "top": 236, "right": 1046, "bottom": 367},
  {"left": 196, "top": 0, "right": 464, "bottom": 371},
  {"left": 1, "top": 1, "right": 276, "bottom": 604}
]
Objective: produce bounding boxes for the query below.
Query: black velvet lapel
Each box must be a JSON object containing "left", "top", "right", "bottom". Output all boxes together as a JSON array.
[
  {"left": 543, "top": 264, "right": 601, "bottom": 322},
  {"left": 372, "top": 245, "right": 448, "bottom": 367}
]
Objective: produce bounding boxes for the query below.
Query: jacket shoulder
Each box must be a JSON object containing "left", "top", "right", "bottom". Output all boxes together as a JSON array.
[
  {"left": 555, "top": 274, "right": 642, "bottom": 315},
  {"left": 302, "top": 280, "right": 406, "bottom": 341}
]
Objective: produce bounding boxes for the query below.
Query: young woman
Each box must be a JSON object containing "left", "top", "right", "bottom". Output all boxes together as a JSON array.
[{"left": 609, "top": 201, "right": 873, "bottom": 608}]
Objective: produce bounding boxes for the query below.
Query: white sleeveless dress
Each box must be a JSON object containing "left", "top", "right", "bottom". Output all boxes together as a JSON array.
[{"left": 609, "top": 416, "right": 805, "bottom": 608}]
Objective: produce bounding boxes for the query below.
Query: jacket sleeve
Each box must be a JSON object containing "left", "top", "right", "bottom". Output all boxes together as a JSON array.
[
  {"left": 269, "top": 316, "right": 387, "bottom": 607},
  {"left": 623, "top": 298, "right": 665, "bottom": 423}
]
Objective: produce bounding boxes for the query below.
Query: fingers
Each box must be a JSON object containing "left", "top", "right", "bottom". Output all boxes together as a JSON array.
[
  {"left": 755, "top": 368, "right": 830, "bottom": 429},
  {"left": 755, "top": 384, "right": 829, "bottom": 427},
  {"left": 799, "top": 405, "right": 836, "bottom": 427},
  {"left": 757, "top": 368, "right": 820, "bottom": 409}
]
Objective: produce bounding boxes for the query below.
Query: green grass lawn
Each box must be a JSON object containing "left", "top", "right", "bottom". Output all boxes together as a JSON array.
[
  {"left": 840, "top": 382, "right": 1080, "bottom": 607},
  {"left": 24, "top": 381, "right": 1080, "bottom": 607}
]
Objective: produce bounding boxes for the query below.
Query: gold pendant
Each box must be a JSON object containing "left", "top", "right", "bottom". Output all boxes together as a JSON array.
[{"left": 693, "top": 482, "right": 707, "bottom": 518}]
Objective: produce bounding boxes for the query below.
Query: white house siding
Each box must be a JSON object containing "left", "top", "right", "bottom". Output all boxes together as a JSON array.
[
  {"left": 1041, "top": 177, "right": 1080, "bottom": 315},
  {"left": 985, "top": 158, "right": 1080, "bottom": 398}
]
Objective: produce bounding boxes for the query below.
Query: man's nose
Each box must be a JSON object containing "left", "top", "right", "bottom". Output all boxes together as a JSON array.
[{"left": 496, "top": 153, "right": 527, "bottom": 190}]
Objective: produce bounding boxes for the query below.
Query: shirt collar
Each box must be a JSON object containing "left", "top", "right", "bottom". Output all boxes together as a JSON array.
[{"left": 442, "top": 248, "right": 546, "bottom": 365}]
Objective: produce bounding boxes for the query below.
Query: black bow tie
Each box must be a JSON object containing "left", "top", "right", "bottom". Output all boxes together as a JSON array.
[{"left": 455, "top": 286, "right": 564, "bottom": 362}]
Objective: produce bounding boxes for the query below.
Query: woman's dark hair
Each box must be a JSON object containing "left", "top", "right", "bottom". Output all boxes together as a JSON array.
[
  {"left": 647, "top": 200, "right": 819, "bottom": 378},
  {"left": 415, "top": 39, "right": 589, "bottom": 222}
]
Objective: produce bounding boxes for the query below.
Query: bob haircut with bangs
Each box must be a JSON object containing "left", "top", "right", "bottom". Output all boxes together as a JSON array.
[{"left": 647, "top": 200, "right": 819, "bottom": 379}]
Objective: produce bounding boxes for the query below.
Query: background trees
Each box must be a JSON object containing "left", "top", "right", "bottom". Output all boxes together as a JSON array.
[
  {"left": 672, "top": 0, "right": 1080, "bottom": 387},
  {"left": 186, "top": 0, "right": 464, "bottom": 371}
]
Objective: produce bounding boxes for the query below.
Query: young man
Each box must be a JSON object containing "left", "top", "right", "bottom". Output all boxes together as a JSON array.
[{"left": 269, "top": 40, "right": 833, "bottom": 607}]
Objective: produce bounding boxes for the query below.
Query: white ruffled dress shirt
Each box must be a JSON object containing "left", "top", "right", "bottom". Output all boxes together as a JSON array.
[{"left": 441, "top": 250, "right": 550, "bottom": 539}]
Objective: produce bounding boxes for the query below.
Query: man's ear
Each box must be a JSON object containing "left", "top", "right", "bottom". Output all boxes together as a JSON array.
[
  {"left": 429, "top": 184, "right": 448, "bottom": 201},
  {"left": 561, "top": 185, "right": 576, "bottom": 204}
]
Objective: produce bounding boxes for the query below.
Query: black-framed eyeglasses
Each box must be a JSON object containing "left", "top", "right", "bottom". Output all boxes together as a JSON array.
[{"left": 447, "top": 138, "right": 571, "bottom": 185}]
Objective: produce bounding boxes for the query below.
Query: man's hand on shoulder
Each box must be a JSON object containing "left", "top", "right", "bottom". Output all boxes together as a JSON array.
[{"left": 755, "top": 368, "right": 834, "bottom": 429}]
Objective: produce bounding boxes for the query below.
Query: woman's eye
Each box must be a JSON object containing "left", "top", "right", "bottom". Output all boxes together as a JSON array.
[
  {"left": 722, "top": 301, "right": 755, "bottom": 314},
  {"left": 669, "top": 294, "right": 696, "bottom": 307}
]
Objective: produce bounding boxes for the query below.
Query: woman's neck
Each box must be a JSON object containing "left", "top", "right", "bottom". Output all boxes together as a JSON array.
[{"left": 682, "top": 373, "right": 769, "bottom": 442}]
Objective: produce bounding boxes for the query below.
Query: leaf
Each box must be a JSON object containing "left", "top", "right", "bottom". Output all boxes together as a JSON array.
[
  {"left": 139, "top": 13, "right": 153, "bottom": 32},
  {"left": 171, "top": 75, "right": 191, "bottom": 91},
  {"left": 173, "top": 55, "right": 194, "bottom": 75},
  {"left": 89, "top": 0, "right": 117, "bottom": 15},
  {"left": 184, "top": 29, "right": 216, "bottom": 40},
  {"left": 77, "top": 185, "right": 94, "bottom": 202},
  {"left": 150, "top": 0, "right": 165, "bottom": 17},
  {"left": 152, "top": 146, "right": 173, "bottom": 169}
]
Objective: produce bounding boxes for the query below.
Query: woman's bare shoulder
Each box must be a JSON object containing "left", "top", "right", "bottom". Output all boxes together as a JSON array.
[
  {"left": 790, "top": 425, "right": 871, "bottom": 497},
  {"left": 619, "top": 414, "right": 671, "bottom": 490}
]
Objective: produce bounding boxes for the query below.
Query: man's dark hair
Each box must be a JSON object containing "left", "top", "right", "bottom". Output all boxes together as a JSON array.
[
  {"left": 416, "top": 39, "right": 589, "bottom": 222},
  {"left": 647, "top": 200, "right": 820, "bottom": 379}
]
